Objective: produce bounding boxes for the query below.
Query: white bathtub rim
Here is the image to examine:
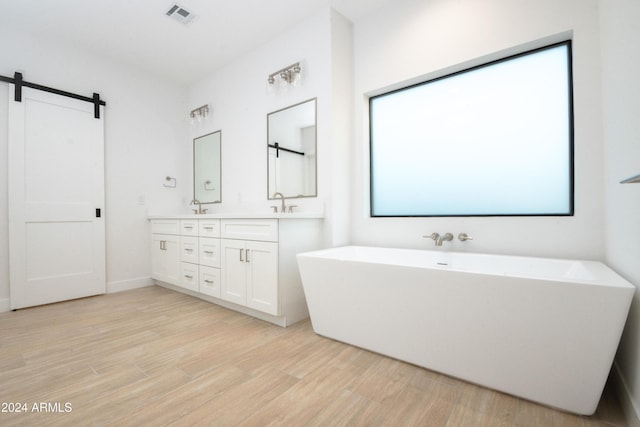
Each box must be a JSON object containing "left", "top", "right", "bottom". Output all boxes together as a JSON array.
[{"left": 297, "top": 245, "right": 634, "bottom": 290}]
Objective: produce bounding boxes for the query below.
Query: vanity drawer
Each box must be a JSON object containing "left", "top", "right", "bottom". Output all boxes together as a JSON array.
[
  {"left": 199, "top": 219, "right": 220, "bottom": 238},
  {"left": 221, "top": 219, "right": 278, "bottom": 242},
  {"left": 180, "top": 236, "right": 199, "bottom": 264},
  {"left": 180, "top": 262, "right": 199, "bottom": 292},
  {"left": 180, "top": 220, "right": 198, "bottom": 236},
  {"left": 199, "top": 266, "right": 221, "bottom": 298},
  {"left": 199, "top": 237, "right": 221, "bottom": 267},
  {"left": 150, "top": 219, "right": 180, "bottom": 235}
]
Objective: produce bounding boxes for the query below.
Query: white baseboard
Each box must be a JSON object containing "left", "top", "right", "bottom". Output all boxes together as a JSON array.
[
  {"left": 106, "top": 276, "right": 153, "bottom": 294},
  {"left": 0, "top": 297, "right": 10, "bottom": 313},
  {"left": 612, "top": 362, "right": 640, "bottom": 427}
]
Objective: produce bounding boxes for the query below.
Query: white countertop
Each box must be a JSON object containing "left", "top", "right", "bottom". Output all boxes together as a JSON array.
[{"left": 148, "top": 212, "right": 324, "bottom": 220}]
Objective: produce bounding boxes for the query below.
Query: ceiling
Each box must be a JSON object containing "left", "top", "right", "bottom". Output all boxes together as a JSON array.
[{"left": 0, "top": 0, "right": 392, "bottom": 85}]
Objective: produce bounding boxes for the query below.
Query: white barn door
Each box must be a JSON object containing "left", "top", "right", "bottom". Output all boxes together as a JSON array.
[{"left": 9, "top": 86, "right": 105, "bottom": 309}]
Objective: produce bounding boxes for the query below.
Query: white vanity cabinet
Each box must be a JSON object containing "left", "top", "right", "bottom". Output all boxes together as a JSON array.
[
  {"left": 220, "top": 219, "right": 279, "bottom": 315},
  {"left": 150, "top": 218, "right": 221, "bottom": 293},
  {"left": 149, "top": 215, "right": 323, "bottom": 327},
  {"left": 220, "top": 238, "right": 278, "bottom": 315},
  {"left": 150, "top": 220, "right": 181, "bottom": 286}
]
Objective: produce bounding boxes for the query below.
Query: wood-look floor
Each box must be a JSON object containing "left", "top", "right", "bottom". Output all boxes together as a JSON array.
[{"left": 0, "top": 286, "right": 628, "bottom": 426}]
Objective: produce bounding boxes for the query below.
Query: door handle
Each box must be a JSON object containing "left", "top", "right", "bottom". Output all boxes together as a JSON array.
[
  {"left": 240, "top": 249, "right": 244, "bottom": 262},
  {"left": 246, "top": 249, "right": 250, "bottom": 263}
]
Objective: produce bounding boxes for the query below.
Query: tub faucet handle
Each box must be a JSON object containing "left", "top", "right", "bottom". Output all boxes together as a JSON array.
[
  {"left": 423, "top": 232, "right": 439, "bottom": 241},
  {"left": 458, "top": 233, "right": 473, "bottom": 241}
]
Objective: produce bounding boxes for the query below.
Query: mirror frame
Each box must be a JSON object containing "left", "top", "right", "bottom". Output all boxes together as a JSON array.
[
  {"left": 267, "top": 97, "right": 317, "bottom": 200},
  {"left": 193, "top": 130, "right": 222, "bottom": 204}
]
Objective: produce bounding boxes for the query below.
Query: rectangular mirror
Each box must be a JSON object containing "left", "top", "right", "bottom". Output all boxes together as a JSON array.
[
  {"left": 194, "top": 130, "right": 221, "bottom": 204},
  {"left": 267, "top": 98, "right": 317, "bottom": 200}
]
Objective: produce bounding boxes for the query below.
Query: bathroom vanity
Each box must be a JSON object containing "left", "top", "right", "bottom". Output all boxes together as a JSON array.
[{"left": 149, "top": 213, "right": 323, "bottom": 327}]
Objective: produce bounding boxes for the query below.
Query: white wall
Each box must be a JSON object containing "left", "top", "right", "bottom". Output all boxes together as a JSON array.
[
  {"left": 328, "top": 10, "right": 354, "bottom": 246},
  {"left": 187, "top": 8, "right": 352, "bottom": 247},
  {"left": 0, "top": 28, "right": 190, "bottom": 307},
  {"left": 600, "top": 0, "right": 640, "bottom": 424},
  {"left": 351, "top": 0, "right": 604, "bottom": 260}
]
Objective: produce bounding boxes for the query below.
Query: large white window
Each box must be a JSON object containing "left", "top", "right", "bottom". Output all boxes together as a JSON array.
[{"left": 370, "top": 41, "right": 574, "bottom": 217}]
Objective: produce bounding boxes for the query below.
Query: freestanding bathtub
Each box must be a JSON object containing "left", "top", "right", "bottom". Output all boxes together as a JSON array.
[{"left": 296, "top": 246, "right": 634, "bottom": 415}]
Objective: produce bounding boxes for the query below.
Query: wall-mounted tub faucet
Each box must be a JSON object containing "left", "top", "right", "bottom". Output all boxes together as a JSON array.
[{"left": 424, "top": 232, "right": 453, "bottom": 246}]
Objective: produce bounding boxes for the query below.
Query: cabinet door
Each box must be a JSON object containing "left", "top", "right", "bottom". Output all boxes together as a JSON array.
[
  {"left": 246, "top": 241, "right": 278, "bottom": 315},
  {"left": 220, "top": 239, "right": 246, "bottom": 306},
  {"left": 150, "top": 234, "right": 181, "bottom": 286},
  {"left": 200, "top": 266, "right": 221, "bottom": 298}
]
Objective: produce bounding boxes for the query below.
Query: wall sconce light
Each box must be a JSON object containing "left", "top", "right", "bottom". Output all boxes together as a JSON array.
[
  {"left": 189, "top": 104, "right": 209, "bottom": 124},
  {"left": 267, "top": 62, "right": 302, "bottom": 93}
]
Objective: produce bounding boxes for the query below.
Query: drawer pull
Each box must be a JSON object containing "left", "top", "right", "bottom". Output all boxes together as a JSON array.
[
  {"left": 204, "top": 251, "right": 214, "bottom": 255},
  {"left": 185, "top": 248, "right": 193, "bottom": 252},
  {"left": 246, "top": 249, "right": 250, "bottom": 263},
  {"left": 240, "top": 249, "right": 244, "bottom": 262},
  {"left": 204, "top": 226, "right": 214, "bottom": 230},
  {"left": 184, "top": 226, "right": 193, "bottom": 229},
  {"left": 204, "top": 279, "right": 214, "bottom": 284},
  {"left": 185, "top": 275, "right": 193, "bottom": 279}
]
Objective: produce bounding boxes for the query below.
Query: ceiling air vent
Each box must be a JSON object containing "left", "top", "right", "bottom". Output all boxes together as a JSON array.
[{"left": 165, "top": 3, "right": 195, "bottom": 25}]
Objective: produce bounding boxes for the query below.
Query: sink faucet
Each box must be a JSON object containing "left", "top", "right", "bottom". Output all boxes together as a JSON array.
[
  {"left": 424, "top": 232, "right": 453, "bottom": 246},
  {"left": 272, "top": 192, "right": 286, "bottom": 213},
  {"left": 190, "top": 199, "right": 207, "bottom": 214}
]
